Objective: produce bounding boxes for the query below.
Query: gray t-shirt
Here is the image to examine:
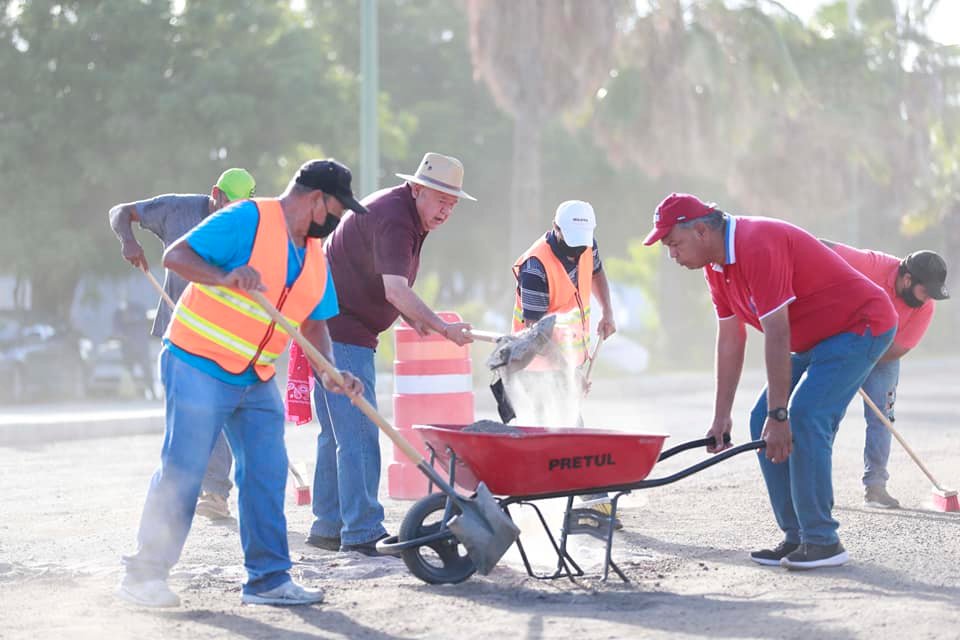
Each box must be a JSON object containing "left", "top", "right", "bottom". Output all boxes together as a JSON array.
[{"left": 135, "top": 194, "right": 212, "bottom": 337}]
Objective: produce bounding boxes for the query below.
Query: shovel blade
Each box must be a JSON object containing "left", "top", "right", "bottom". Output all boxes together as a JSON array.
[{"left": 446, "top": 482, "right": 520, "bottom": 575}]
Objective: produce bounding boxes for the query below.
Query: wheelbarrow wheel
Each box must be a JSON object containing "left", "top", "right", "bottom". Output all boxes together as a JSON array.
[{"left": 399, "top": 492, "right": 477, "bottom": 585}]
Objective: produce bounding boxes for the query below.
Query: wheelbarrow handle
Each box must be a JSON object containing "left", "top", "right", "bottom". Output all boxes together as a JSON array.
[
  {"left": 658, "top": 434, "right": 732, "bottom": 462},
  {"left": 637, "top": 439, "right": 766, "bottom": 489}
]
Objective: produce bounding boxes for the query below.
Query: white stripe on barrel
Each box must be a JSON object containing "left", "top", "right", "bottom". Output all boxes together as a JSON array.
[{"left": 394, "top": 373, "right": 473, "bottom": 395}]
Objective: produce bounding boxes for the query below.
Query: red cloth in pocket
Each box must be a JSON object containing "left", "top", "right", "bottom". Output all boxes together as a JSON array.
[{"left": 285, "top": 342, "right": 314, "bottom": 425}]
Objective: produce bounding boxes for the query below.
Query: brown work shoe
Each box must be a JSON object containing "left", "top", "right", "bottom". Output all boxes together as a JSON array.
[
  {"left": 195, "top": 492, "right": 231, "bottom": 520},
  {"left": 864, "top": 485, "right": 901, "bottom": 509}
]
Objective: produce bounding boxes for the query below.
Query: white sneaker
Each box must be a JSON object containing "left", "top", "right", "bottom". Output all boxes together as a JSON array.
[
  {"left": 116, "top": 578, "right": 181, "bottom": 607},
  {"left": 241, "top": 580, "right": 324, "bottom": 606}
]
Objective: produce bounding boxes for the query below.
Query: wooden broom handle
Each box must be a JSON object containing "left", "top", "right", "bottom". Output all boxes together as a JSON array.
[
  {"left": 250, "top": 291, "right": 425, "bottom": 465},
  {"left": 858, "top": 388, "right": 947, "bottom": 492},
  {"left": 143, "top": 268, "right": 177, "bottom": 309}
]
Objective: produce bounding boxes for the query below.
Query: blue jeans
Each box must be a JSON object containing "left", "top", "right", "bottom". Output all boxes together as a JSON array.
[
  {"left": 861, "top": 359, "right": 900, "bottom": 487},
  {"left": 310, "top": 341, "right": 386, "bottom": 545},
  {"left": 749, "top": 328, "right": 894, "bottom": 546},
  {"left": 201, "top": 432, "right": 233, "bottom": 498},
  {"left": 123, "top": 349, "right": 292, "bottom": 595}
]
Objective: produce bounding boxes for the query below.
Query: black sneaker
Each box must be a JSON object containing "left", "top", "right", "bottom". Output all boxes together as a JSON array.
[
  {"left": 864, "top": 485, "right": 901, "bottom": 509},
  {"left": 750, "top": 540, "right": 800, "bottom": 566},
  {"left": 305, "top": 534, "right": 341, "bottom": 551},
  {"left": 340, "top": 533, "right": 390, "bottom": 557},
  {"left": 780, "top": 542, "right": 849, "bottom": 570}
]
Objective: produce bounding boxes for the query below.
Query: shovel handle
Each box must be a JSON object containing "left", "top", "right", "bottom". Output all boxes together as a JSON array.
[
  {"left": 584, "top": 336, "right": 604, "bottom": 385},
  {"left": 858, "top": 388, "right": 948, "bottom": 492},
  {"left": 250, "top": 291, "right": 426, "bottom": 466},
  {"left": 143, "top": 268, "right": 177, "bottom": 310},
  {"left": 464, "top": 329, "right": 502, "bottom": 343}
]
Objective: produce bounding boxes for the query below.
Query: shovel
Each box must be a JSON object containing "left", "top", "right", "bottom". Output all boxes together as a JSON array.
[{"left": 250, "top": 291, "right": 520, "bottom": 573}]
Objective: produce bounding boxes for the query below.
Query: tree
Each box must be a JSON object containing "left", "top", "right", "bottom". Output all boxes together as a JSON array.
[
  {"left": 465, "top": 0, "right": 625, "bottom": 256},
  {"left": 0, "top": 0, "right": 384, "bottom": 320}
]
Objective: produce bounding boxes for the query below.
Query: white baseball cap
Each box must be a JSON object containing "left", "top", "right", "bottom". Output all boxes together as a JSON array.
[{"left": 554, "top": 200, "right": 596, "bottom": 248}]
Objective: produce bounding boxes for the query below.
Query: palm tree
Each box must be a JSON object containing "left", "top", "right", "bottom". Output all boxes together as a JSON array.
[{"left": 465, "top": 0, "right": 624, "bottom": 256}]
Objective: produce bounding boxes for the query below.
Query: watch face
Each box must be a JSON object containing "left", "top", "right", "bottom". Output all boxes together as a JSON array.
[{"left": 770, "top": 408, "right": 788, "bottom": 421}]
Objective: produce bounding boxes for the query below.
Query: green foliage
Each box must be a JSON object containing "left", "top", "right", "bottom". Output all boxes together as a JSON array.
[
  {"left": 3, "top": 0, "right": 960, "bottom": 370},
  {"left": 0, "top": 0, "right": 402, "bottom": 317}
]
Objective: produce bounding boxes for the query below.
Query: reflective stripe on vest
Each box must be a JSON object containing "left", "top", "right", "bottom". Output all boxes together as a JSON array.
[
  {"left": 167, "top": 198, "right": 327, "bottom": 380},
  {"left": 512, "top": 237, "right": 592, "bottom": 370}
]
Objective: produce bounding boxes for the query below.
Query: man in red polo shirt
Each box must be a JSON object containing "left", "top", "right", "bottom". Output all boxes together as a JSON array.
[
  {"left": 823, "top": 242, "right": 949, "bottom": 508},
  {"left": 644, "top": 193, "right": 897, "bottom": 570}
]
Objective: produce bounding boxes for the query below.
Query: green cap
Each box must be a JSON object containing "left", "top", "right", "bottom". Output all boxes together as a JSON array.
[{"left": 215, "top": 168, "right": 256, "bottom": 201}]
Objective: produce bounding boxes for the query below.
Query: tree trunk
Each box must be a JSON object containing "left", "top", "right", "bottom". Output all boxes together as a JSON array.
[{"left": 509, "top": 110, "right": 543, "bottom": 259}]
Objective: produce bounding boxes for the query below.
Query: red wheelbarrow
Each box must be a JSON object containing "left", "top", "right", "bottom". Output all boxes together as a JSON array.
[{"left": 377, "top": 424, "right": 766, "bottom": 584}]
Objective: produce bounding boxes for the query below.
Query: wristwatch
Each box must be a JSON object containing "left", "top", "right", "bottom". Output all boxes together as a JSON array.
[{"left": 767, "top": 407, "right": 789, "bottom": 422}]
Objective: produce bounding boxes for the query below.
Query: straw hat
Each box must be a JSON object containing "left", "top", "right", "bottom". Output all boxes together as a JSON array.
[{"left": 396, "top": 152, "right": 477, "bottom": 201}]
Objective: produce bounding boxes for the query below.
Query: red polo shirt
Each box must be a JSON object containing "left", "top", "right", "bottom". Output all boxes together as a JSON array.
[
  {"left": 706, "top": 217, "right": 897, "bottom": 353},
  {"left": 829, "top": 242, "right": 934, "bottom": 351}
]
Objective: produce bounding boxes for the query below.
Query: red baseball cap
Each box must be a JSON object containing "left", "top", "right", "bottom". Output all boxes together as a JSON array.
[{"left": 643, "top": 193, "right": 717, "bottom": 246}]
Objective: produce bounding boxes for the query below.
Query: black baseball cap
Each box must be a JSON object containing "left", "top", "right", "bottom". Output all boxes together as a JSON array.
[
  {"left": 904, "top": 250, "right": 949, "bottom": 300},
  {"left": 294, "top": 159, "right": 368, "bottom": 214}
]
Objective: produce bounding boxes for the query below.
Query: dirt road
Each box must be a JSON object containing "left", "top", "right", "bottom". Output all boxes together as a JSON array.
[{"left": 1, "top": 361, "right": 958, "bottom": 639}]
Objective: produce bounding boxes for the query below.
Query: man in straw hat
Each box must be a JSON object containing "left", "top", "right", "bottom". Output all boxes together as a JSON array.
[
  {"left": 645, "top": 193, "right": 896, "bottom": 570},
  {"left": 305, "top": 152, "right": 475, "bottom": 556},
  {"left": 108, "top": 167, "right": 256, "bottom": 521},
  {"left": 821, "top": 241, "right": 949, "bottom": 509}
]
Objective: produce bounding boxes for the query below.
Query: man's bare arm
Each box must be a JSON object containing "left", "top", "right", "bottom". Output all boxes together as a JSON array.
[
  {"left": 163, "top": 236, "right": 264, "bottom": 290},
  {"left": 707, "top": 316, "right": 747, "bottom": 452},
  {"left": 109, "top": 202, "right": 148, "bottom": 270},
  {"left": 382, "top": 274, "right": 472, "bottom": 345},
  {"left": 301, "top": 319, "right": 335, "bottom": 365},
  {"left": 758, "top": 305, "right": 793, "bottom": 463}
]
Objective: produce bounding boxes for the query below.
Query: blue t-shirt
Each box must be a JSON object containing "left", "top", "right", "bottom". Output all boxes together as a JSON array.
[{"left": 165, "top": 200, "right": 339, "bottom": 384}]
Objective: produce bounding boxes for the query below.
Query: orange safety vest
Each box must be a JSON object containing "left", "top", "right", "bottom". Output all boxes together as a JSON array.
[
  {"left": 512, "top": 237, "right": 592, "bottom": 370},
  {"left": 167, "top": 198, "right": 327, "bottom": 381}
]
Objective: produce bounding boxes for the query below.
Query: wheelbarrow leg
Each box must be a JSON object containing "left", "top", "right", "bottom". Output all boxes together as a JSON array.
[
  {"left": 425, "top": 444, "right": 437, "bottom": 495},
  {"left": 555, "top": 495, "right": 584, "bottom": 582},
  {"left": 506, "top": 500, "right": 582, "bottom": 581},
  {"left": 601, "top": 492, "right": 629, "bottom": 583},
  {"left": 505, "top": 504, "right": 536, "bottom": 578},
  {"left": 440, "top": 450, "right": 460, "bottom": 523}
]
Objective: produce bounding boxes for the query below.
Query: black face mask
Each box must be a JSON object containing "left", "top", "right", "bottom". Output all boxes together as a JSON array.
[
  {"left": 556, "top": 237, "right": 587, "bottom": 260},
  {"left": 307, "top": 212, "right": 340, "bottom": 238},
  {"left": 900, "top": 282, "right": 925, "bottom": 308}
]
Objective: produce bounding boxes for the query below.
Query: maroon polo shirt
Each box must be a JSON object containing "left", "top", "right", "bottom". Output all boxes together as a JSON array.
[{"left": 324, "top": 183, "right": 427, "bottom": 348}]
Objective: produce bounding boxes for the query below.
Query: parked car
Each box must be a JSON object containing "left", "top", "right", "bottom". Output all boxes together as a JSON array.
[
  {"left": 0, "top": 311, "right": 93, "bottom": 403},
  {"left": 86, "top": 337, "right": 156, "bottom": 400}
]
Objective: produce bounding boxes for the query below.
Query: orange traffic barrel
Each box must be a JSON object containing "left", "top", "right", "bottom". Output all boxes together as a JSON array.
[{"left": 388, "top": 311, "right": 474, "bottom": 499}]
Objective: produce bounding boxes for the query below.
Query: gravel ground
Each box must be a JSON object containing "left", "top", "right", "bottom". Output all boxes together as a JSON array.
[{"left": 1, "top": 360, "right": 958, "bottom": 639}]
